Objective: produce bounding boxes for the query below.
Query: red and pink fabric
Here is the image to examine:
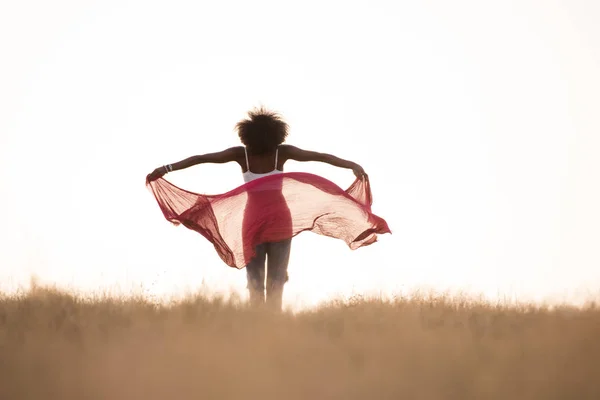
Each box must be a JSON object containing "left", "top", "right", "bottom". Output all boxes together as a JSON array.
[{"left": 146, "top": 172, "right": 391, "bottom": 269}]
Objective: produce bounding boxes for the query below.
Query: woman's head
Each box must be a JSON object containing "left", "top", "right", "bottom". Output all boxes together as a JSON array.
[{"left": 236, "top": 107, "right": 289, "bottom": 154}]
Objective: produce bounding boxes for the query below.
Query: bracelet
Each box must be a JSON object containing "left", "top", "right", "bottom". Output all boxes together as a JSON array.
[{"left": 163, "top": 164, "right": 173, "bottom": 173}]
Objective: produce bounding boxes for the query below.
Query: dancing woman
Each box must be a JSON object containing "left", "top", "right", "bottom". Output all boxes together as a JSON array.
[{"left": 147, "top": 108, "right": 386, "bottom": 310}]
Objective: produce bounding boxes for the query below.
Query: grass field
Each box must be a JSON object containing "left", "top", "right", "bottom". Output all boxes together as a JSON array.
[{"left": 1, "top": 284, "right": 599, "bottom": 399}]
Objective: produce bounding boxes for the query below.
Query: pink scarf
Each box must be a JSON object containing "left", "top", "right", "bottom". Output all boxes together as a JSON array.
[{"left": 146, "top": 172, "right": 391, "bottom": 268}]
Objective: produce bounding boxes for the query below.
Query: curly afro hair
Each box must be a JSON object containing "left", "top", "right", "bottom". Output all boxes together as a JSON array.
[{"left": 236, "top": 107, "right": 289, "bottom": 155}]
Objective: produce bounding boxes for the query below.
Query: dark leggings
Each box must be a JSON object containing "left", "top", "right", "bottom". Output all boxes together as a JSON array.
[{"left": 245, "top": 238, "right": 292, "bottom": 310}]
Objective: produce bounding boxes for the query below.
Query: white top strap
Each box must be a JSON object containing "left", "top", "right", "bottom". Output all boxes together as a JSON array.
[
  {"left": 274, "top": 146, "right": 279, "bottom": 169},
  {"left": 244, "top": 147, "right": 250, "bottom": 170}
]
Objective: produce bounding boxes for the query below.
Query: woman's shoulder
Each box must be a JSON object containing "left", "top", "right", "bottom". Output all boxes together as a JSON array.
[
  {"left": 216, "top": 146, "right": 246, "bottom": 164},
  {"left": 278, "top": 144, "right": 297, "bottom": 153},
  {"left": 230, "top": 145, "right": 245, "bottom": 153},
  {"left": 278, "top": 144, "right": 302, "bottom": 156}
]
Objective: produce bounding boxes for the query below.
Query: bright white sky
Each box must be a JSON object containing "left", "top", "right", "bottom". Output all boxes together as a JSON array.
[{"left": 1, "top": 0, "right": 599, "bottom": 309}]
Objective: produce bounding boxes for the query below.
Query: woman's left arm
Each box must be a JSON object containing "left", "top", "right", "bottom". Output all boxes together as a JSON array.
[{"left": 147, "top": 146, "right": 241, "bottom": 182}]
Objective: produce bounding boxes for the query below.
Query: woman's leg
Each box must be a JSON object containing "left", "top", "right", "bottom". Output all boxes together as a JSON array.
[
  {"left": 266, "top": 238, "right": 292, "bottom": 311},
  {"left": 246, "top": 243, "right": 267, "bottom": 305}
]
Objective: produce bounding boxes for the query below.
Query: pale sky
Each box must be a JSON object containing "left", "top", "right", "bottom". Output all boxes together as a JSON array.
[{"left": 1, "top": 0, "right": 599, "bottom": 309}]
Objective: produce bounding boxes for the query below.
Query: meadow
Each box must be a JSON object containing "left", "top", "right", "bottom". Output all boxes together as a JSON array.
[{"left": 1, "top": 283, "right": 599, "bottom": 399}]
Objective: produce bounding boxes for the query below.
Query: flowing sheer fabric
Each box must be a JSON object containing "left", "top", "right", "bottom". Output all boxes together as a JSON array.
[{"left": 146, "top": 172, "right": 391, "bottom": 269}]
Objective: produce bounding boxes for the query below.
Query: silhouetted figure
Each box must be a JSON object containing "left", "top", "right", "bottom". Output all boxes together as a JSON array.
[{"left": 147, "top": 107, "right": 368, "bottom": 310}]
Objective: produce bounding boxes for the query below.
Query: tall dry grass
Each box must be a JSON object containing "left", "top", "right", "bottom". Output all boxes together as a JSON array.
[{"left": 1, "top": 284, "right": 599, "bottom": 399}]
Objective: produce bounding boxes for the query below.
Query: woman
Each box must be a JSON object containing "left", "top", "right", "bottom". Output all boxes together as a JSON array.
[{"left": 147, "top": 107, "right": 380, "bottom": 310}]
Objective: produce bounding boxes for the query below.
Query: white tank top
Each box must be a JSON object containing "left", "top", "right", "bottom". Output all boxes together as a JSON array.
[{"left": 242, "top": 146, "right": 283, "bottom": 183}]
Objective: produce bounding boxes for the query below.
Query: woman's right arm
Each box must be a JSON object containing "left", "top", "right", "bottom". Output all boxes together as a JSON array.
[{"left": 283, "top": 145, "right": 367, "bottom": 178}]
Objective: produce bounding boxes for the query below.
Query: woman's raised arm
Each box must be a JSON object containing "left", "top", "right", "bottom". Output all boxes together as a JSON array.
[
  {"left": 283, "top": 145, "right": 367, "bottom": 178},
  {"left": 147, "top": 146, "right": 242, "bottom": 182}
]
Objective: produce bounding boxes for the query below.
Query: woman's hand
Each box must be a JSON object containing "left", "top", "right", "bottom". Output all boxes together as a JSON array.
[
  {"left": 352, "top": 164, "right": 367, "bottom": 179},
  {"left": 146, "top": 166, "right": 167, "bottom": 182}
]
